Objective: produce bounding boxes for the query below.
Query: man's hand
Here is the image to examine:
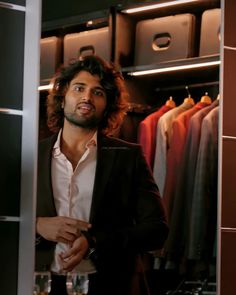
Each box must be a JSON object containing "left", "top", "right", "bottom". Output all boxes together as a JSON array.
[
  {"left": 58, "top": 235, "right": 89, "bottom": 272},
  {"left": 36, "top": 216, "right": 91, "bottom": 244}
]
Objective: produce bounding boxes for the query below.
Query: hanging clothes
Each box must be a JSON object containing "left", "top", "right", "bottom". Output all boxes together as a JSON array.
[
  {"left": 153, "top": 100, "right": 194, "bottom": 197},
  {"left": 165, "top": 99, "right": 219, "bottom": 263},
  {"left": 187, "top": 106, "right": 219, "bottom": 265},
  {"left": 162, "top": 101, "right": 210, "bottom": 223},
  {"left": 138, "top": 104, "right": 173, "bottom": 171}
]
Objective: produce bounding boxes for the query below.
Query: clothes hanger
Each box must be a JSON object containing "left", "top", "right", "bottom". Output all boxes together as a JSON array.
[
  {"left": 165, "top": 96, "right": 176, "bottom": 108},
  {"left": 200, "top": 92, "right": 212, "bottom": 105},
  {"left": 183, "top": 86, "right": 195, "bottom": 106},
  {"left": 184, "top": 94, "right": 195, "bottom": 106}
]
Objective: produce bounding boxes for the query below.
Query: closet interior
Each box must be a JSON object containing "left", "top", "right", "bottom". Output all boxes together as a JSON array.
[{"left": 39, "top": 0, "right": 221, "bottom": 294}]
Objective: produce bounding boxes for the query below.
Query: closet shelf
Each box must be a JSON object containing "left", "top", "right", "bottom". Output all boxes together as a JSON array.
[
  {"left": 121, "top": 55, "right": 220, "bottom": 77},
  {"left": 39, "top": 55, "right": 220, "bottom": 90},
  {"left": 42, "top": 9, "right": 110, "bottom": 35}
]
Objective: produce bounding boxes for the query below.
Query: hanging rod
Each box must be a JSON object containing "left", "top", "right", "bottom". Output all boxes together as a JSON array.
[{"left": 155, "top": 81, "right": 219, "bottom": 92}]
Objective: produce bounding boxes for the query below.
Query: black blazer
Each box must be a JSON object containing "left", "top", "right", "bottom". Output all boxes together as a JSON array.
[{"left": 36, "top": 133, "right": 168, "bottom": 295}]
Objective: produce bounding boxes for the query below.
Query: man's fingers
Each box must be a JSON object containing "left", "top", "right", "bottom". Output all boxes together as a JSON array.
[
  {"left": 64, "top": 217, "right": 92, "bottom": 229},
  {"left": 77, "top": 220, "right": 92, "bottom": 229},
  {"left": 58, "top": 252, "right": 84, "bottom": 272}
]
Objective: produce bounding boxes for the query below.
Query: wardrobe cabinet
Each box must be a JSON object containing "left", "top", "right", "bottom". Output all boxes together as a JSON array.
[{"left": 113, "top": 2, "right": 221, "bottom": 294}]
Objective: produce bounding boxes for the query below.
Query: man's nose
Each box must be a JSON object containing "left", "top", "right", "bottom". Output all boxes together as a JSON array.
[{"left": 81, "top": 89, "right": 92, "bottom": 101}]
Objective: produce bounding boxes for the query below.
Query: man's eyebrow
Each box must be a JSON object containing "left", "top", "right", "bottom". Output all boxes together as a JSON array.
[
  {"left": 71, "top": 82, "right": 85, "bottom": 86},
  {"left": 71, "top": 82, "right": 105, "bottom": 91}
]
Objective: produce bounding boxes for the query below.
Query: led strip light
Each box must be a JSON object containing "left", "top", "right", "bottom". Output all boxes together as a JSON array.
[
  {"left": 122, "top": 0, "right": 200, "bottom": 14},
  {"left": 0, "top": 108, "right": 23, "bottom": 115},
  {"left": 0, "top": 216, "right": 20, "bottom": 222},
  {"left": 0, "top": 1, "right": 25, "bottom": 12},
  {"left": 38, "top": 84, "right": 53, "bottom": 91},
  {"left": 128, "top": 60, "right": 221, "bottom": 76}
]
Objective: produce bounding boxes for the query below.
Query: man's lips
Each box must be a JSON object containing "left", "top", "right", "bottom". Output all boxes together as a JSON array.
[{"left": 77, "top": 102, "right": 95, "bottom": 113}]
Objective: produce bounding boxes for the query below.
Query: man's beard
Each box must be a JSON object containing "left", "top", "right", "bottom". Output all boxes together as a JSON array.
[{"left": 64, "top": 111, "right": 101, "bottom": 129}]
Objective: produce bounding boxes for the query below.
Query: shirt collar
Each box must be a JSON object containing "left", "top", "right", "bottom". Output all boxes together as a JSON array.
[
  {"left": 85, "top": 131, "right": 97, "bottom": 148},
  {"left": 52, "top": 129, "right": 97, "bottom": 158}
]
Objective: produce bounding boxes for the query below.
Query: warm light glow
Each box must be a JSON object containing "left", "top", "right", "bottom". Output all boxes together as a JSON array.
[
  {"left": 87, "top": 20, "right": 93, "bottom": 26},
  {"left": 122, "top": 0, "right": 200, "bottom": 14},
  {"left": 128, "top": 60, "right": 221, "bottom": 76},
  {"left": 0, "top": 1, "right": 26, "bottom": 12},
  {"left": 0, "top": 108, "right": 23, "bottom": 115},
  {"left": 38, "top": 84, "right": 53, "bottom": 91}
]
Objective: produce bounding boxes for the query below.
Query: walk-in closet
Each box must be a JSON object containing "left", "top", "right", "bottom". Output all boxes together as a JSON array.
[{"left": 0, "top": 1, "right": 236, "bottom": 294}]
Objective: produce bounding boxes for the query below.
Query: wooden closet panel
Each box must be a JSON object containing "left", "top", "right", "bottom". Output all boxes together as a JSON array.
[
  {"left": 224, "top": 0, "right": 236, "bottom": 47},
  {"left": 222, "top": 49, "right": 236, "bottom": 136},
  {"left": 0, "top": 222, "right": 19, "bottom": 295},
  {"left": 0, "top": 114, "right": 22, "bottom": 216},
  {"left": 221, "top": 231, "right": 236, "bottom": 295},
  {"left": 221, "top": 138, "right": 236, "bottom": 227},
  {"left": 0, "top": 7, "right": 24, "bottom": 109}
]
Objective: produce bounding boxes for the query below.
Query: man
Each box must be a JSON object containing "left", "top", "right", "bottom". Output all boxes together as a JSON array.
[{"left": 36, "top": 55, "right": 168, "bottom": 295}]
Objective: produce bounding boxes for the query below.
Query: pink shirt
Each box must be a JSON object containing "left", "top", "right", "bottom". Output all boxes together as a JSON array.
[{"left": 51, "top": 129, "right": 97, "bottom": 274}]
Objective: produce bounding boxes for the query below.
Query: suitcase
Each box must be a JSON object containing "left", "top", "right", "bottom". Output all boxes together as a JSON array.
[
  {"left": 40, "top": 36, "right": 62, "bottom": 82},
  {"left": 199, "top": 8, "right": 221, "bottom": 56},
  {"left": 134, "top": 13, "right": 196, "bottom": 66},
  {"left": 63, "top": 27, "right": 111, "bottom": 66}
]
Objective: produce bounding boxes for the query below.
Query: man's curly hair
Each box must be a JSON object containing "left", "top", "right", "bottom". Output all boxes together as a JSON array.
[{"left": 47, "top": 55, "right": 129, "bottom": 136}]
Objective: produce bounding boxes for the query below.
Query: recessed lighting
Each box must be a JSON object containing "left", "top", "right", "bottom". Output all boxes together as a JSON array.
[
  {"left": 122, "top": 0, "right": 200, "bottom": 14},
  {"left": 128, "top": 60, "right": 221, "bottom": 76}
]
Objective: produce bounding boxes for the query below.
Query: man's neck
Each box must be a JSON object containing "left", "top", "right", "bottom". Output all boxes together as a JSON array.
[{"left": 60, "top": 122, "right": 97, "bottom": 168}]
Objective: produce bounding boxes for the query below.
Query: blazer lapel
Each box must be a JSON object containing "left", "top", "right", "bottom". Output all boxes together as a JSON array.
[
  {"left": 37, "top": 134, "right": 58, "bottom": 217},
  {"left": 89, "top": 135, "right": 116, "bottom": 223}
]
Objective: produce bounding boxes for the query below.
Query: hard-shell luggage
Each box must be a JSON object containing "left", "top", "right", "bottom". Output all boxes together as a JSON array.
[
  {"left": 63, "top": 27, "right": 110, "bottom": 66},
  {"left": 134, "top": 13, "right": 196, "bottom": 66}
]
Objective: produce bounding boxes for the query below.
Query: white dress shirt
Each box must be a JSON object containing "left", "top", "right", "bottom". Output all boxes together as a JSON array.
[{"left": 50, "top": 129, "right": 97, "bottom": 274}]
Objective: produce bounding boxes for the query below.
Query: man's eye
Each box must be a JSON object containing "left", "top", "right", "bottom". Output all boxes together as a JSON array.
[
  {"left": 93, "top": 89, "right": 105, "bottom": 97},
  {"left": 73, "top": 85, "right": 84, "bottom": 92}
]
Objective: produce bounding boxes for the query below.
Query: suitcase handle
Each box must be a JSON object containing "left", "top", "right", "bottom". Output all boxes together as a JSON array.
[
  {"left": 152, "top": 33, "right": 171, "bottom": 51},
  {"left": 79, "top": 45, "right": 95, "bottom": 58}
]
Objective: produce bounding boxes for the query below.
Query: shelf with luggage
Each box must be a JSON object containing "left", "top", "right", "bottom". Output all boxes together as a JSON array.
[
  {"left": 39, "top": 0, "right": 221, "bottom": 98},
  {"left": 112, "top": 0, "right": 220, "bottom": 104}
]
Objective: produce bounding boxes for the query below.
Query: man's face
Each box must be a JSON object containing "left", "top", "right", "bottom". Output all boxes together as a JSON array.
[{"left": 63, "top": 70, "right": 107, "bottom": 129}]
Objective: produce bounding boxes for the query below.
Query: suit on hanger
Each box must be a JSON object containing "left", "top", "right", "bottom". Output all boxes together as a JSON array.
[
  {"left": 36, "top": 132, "right": 168, "bottom": 295},
  {"left": 163, "top": 102, "right": 209, "bottom": 221},
  {"left": 163, "top": 101, "right": 210, "bottom": 262},
  {"left": 166, "top": 99, "right": 219, "bottom": 261},
  {"left": 153, "top": 101, "right": 193, "bottom": 197},
  {"left": 138, "top": 105, "right": 172, "bottom": 171},
  {"left": 187, "top": 106, "right": 219, "bottom": 262}
]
